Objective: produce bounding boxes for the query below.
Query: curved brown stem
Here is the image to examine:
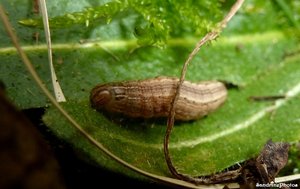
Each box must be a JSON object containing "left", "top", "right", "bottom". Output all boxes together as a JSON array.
[{"left": 164, "top": 0, "right": 245, "bottom": 185}]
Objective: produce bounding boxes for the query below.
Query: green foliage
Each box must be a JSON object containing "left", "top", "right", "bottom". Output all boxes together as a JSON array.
[
  {"left": 129, "top": 0, "right": 223, "bottom": 46},
  {"left": 270, "top": 0, "right": 300, "bottom": 41},
  {"left": 19, "top": 0, "right": 224, "bottom": 47},
  {"left": 19, "top": 1, "right": 128, "bottom": 28},
  {"left": 272, "top": 0, "right": 300, "bottom": 29}
]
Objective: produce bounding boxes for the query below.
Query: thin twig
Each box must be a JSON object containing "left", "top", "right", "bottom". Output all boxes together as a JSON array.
[
  {"left": 248, "top": 95, "right": 286, "bottom": 102},
  {"left": 39, "top": 0, "right": 66, "bottom": 102},
  {"left": 164, "top": 0, "right": 245, "bottom": 184}
]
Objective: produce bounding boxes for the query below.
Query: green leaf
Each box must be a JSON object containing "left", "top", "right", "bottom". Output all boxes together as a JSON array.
[
  {"left": 1, "top": 0, "right": 300, "bottom": 185},
  {"left": 41, "top": 36, "right": 300, "bottom": 179}
]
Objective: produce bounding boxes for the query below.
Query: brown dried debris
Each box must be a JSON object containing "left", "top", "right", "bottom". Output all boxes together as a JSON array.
[{"left": 239, "top": 139, "right": 290, "bottom": 189}]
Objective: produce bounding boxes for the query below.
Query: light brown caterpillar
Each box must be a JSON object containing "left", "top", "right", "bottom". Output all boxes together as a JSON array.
[{"left": 90, "top": 76, "right": 227, "bottom": 121}]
